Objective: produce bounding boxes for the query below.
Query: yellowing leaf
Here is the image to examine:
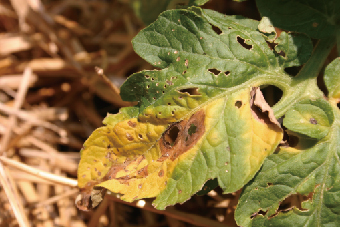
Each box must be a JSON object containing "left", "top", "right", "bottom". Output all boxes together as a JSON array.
[{"left": 76, "top": 87, "right": 282, "bottom": 210}]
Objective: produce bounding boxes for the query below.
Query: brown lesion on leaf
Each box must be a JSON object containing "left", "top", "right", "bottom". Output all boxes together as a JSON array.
[
  {"left": 126, "top": 133, "right": 134, "bottom": 141},
  {"left": 127, "top": 120, "right": 137, "bottom": 128},
  {"left": 137, "top": 166, "right": 148, "bottom": 178},
  {"left": 250, "top": 87, "right": 282, "bottom": 132},
  {"left": 77, "top": 155, "right": 149, "bottom": 211},
  {"left": 158, "top": 110, "right": 206, "bottom": 162},
  {"left": 158, "top": 169, "right": 164, "bottom": 177}
]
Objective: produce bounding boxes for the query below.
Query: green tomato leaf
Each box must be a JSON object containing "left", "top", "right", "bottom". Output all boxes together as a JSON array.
[
  {"left": 256, "top": 0, "right": 340, "bottom": 39},
  {"left": 275, "top": 32, "right": 313, "bottom": 68},
  {"left": 324, "top": 57, "right": 340, "bottom": 102},
  {"left": 283, "top": 99, "right": 334, "bottom": 139},
  {"left": 235, "top": 99, "right": 340, "bottom": 227},
  {"left": 76, "top": 8, "right": 286, "bottom": 211}
]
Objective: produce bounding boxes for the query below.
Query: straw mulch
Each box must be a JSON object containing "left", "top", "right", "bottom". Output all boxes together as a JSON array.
[{"left": 0, "top": 0, "right": 247, "bottom": 226}]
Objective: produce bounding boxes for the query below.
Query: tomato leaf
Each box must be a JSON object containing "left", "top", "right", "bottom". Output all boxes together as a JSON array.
[{"left": 76, "top": 8, "right": 285, "bottom": 211}]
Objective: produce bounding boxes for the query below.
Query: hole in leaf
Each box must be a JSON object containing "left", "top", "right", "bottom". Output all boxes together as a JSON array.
[
  {"left": 188, "top": 124, "right": 197, "bottom": 136},
  {"left": 178, "top": 87, "right": 201, "bottom": 95},
  {"left": 171, "top": 111, "right": 175, "bottom": 115},
  {"left": 182, "top": 70, "right": 187, "bottom": 74},
  {"left": 260, "top": 85, "right": 283, "bottom": 107},
  {"left": 235, "top": 101, "right": 242, "bottom": 108},
  {"left": 151, "top": 78, "right": 155, "bottom": 81},
  {"left": 277, "top": 50, "right": 286, "bottom": 58},
  {"left": 210, "top": 24, "right": 222, "bottom": 35},
  {"left": 224, "top": 71, "right": 230, "bottom": 76},
  {"left": 267, "top": 182, "right": 273, "bottom": 187},
  {"left": 208, "top": 68, "right": 221, "bottom": 75},
  {"left": 163, "top": 125, "right": 180, "bottom": 147},
  {"left": 287, "top": 134, "right": 299, "bottom": 147},
  {"left": 145, "top": 75, "right": 150, "bottom": 79},
  {"left": 237, "top": 36, "right": 253, "bottom": 49},
  {"left": 284, "top": 66, "right": 301, "bottom": 77},
  {"left": 146, "top": 85, "right": 150, "bottom": 89}
]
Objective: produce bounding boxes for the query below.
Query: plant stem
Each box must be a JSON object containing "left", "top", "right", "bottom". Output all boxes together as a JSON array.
[
  {"left": 295, "top": 35, "right": 336, "bottom": 81},
  {"left": 273, "top": 36, "right": 336, "bottom": 118}
]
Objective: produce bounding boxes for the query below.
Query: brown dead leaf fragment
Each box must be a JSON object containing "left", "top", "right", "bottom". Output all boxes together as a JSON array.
[{"left": 250, "top": 87, "right": 281, "bottom": 130}]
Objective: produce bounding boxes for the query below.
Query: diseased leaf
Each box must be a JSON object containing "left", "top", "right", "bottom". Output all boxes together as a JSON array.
[
  {"left": 324, "top": 57, "right": 340, "bottom": 102},
  {"left": 76, "top": 8, "right": 287, "bottom": 211},
  {"left": 235, "top": 98, "right": 340, "bottom": 227},
  {"left": 256, "top": 0, "right": 340, "bottom": 39},
  {"left": 283, "top": 99, "right": 334, "bottom": 140}
]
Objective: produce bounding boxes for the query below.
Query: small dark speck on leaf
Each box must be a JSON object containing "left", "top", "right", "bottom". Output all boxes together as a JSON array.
[{"left": 310, "top": 118, "right": 317, "bottom": 124}]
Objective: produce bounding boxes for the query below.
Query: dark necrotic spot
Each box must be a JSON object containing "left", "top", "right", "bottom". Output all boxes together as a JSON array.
[
  {"left": 208, "top": 68, "right": 221, "bottom": 75},
  {"left": 138, "top": 134, "right": 143, "bottom": 139},
  {"left": 237, "top": 36, "right": 253, "bottom": 49},
  {"left": 126, "top": 133, "right": 134, "bottom": 141},
  {"left": 158, "top": 170, "right": 164, "bottom": 177},
  {"left": 127, "top": 121, "right": 137, "bottom": 128},
  {"left": 235, "top": 101, "right": 242, "bottom": 108},
  {"left": 210, "top": 24, "right": 222, "bottom": 35},
  {"left": 267, "top": 182, "right": 273, "bottom": 187},
  {"left": 309, "top": 118, "right": 317, "bottom": 124},
  {"left": 277, "top": 50, "right": 286, "bottom": 58},
  {"left": 178, "top": 87, "right": 200, "bottom": 95}
]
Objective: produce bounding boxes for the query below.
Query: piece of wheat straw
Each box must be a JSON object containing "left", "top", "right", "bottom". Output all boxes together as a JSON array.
[{"left": 0, "top": 156, "right": 77, "bottom": 187}]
